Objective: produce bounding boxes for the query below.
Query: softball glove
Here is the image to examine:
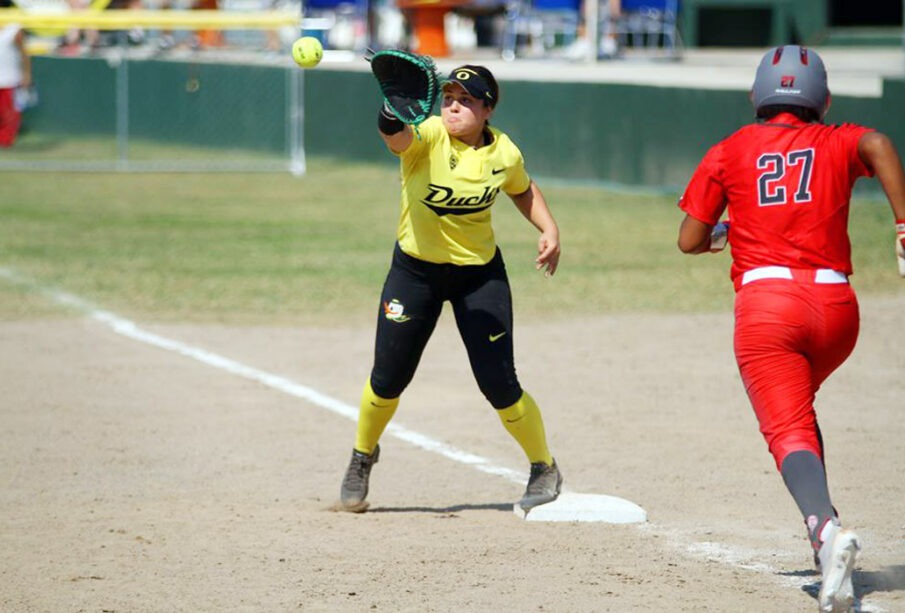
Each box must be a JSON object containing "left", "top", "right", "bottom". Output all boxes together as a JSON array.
[{"left": 368, "top": 49, "right": 441, "bottom": 126}]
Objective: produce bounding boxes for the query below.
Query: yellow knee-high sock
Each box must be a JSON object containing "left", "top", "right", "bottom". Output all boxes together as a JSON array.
[
  {"left": 354, "top": 379, "right": 400, "bottom": 455},
  {"left": 497, "top": 391, "right": 553, "bottom": 465}
]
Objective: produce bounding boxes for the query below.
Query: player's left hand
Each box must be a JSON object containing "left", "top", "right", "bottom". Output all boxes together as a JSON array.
[{"left": 536, "top": 232, "right": 560, "bottom": 277}]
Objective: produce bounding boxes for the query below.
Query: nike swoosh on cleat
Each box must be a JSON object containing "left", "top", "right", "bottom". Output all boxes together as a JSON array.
[
  {"left": 489, "top": 332, "right": 507, "bottom": 342},
  {"left": 491, "top": 168, "right": 504, "bottom": 175}
]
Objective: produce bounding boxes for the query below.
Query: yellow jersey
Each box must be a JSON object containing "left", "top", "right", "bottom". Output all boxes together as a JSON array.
[{"left": 393, "top": 116, "right": 531, "bottom": 266}]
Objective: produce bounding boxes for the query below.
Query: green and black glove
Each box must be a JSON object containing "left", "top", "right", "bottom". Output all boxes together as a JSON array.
[{"left": 368, "top": 49, "right": 441, "bottom": 126}]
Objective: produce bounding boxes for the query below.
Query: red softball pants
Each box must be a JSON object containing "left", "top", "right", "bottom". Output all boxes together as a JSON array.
[
  {"left": 0, "top": 88, "right": 22, "bottom": 147},
  {"left": 733, "top": 278, "right": 859, "bottom": 470}
]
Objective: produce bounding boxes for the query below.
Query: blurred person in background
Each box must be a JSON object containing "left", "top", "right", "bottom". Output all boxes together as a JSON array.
[
  {"left": 0, "top": 2, "right": 32, "bottom": 147},
  {"left": 105, "top": 0, "right": 147, "bottom": 48},
  {"left": 563, "top": 0, "right": 620, "bottom": 60},
  {"left": 58, "top": 0, "right": 101, "bottom": 55}
]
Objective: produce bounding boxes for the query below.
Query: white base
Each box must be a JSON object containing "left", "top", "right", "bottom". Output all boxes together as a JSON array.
[{"left": 513, "top": 492, "right": 647, "bottom": 524}]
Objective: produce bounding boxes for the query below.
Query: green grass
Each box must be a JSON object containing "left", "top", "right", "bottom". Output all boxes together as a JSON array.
[
  {"left": 1, "top": 158, "right": 902, "bottom": 325},
  {"left": 0, "top": 133, "right": 287, "bottom": 164}
]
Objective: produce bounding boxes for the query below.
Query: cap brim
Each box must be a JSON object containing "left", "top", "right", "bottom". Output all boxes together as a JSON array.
[{"left": 441, "top": 78, "right": 488, "bottom": 102}]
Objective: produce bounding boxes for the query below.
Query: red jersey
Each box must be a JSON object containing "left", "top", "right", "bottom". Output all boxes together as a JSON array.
[{"left": 679, "top": 113, "right": 874, "bottom": 282}]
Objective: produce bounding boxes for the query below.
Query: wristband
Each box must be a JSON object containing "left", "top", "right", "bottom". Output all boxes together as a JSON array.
[
  {"left": 709, "top": 221, "right": 729, "bottom": 252},
  {"left": 378, "top": 102, "right": 404, "bottom": 135}
]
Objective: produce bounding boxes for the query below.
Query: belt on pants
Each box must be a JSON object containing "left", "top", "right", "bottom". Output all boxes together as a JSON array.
[{"left": 735, "top": 266, "right": 849, "bottom": 291}]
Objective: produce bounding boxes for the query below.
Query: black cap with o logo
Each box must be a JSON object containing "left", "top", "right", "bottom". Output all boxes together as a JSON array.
[{"left": 442, "top": 65, "right": 499, "bottom": 108}]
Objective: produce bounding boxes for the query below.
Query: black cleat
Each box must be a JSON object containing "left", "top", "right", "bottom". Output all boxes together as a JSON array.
[
  {"left": 339, "top": 445, "right": 380, "bottom": 513},
  {"left": 519, "top": 459, "right": 563, "bottom": 513}
]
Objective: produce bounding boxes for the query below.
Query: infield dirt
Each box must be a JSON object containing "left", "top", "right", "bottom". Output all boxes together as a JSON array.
[{"left": 1, "top": 296, "right": 903, "bottom": 612}]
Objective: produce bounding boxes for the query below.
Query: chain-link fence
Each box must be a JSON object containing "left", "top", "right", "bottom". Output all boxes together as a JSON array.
[{"left": 2, "top": 33, "right": 306, "bottom": 174}]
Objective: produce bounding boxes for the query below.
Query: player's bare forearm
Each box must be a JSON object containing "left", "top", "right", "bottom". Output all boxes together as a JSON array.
[
  {"left": 512, "top": 182, "right": 555, "bottom": 232},
  {"left": 379, "top": 125, "right": 413, "bottom": 154},
  {"left": 858, "top": 132, "right": 905, "bottom": 276},
  {"left": 858, "top": 132, "right": 905, "bottom": 221},
  {"left": 678, "top": 215, "right": 713, "bottom": 254},
  {"left": 512, "top": 182, "right": 561, "bottom": 275}
]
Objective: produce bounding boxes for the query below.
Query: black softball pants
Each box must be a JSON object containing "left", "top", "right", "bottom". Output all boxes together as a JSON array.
[{"left": 369, "top": 243, "right": 523, "bottom": 409}]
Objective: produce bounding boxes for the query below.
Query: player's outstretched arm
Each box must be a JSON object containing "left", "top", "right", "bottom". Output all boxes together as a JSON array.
[
  {"left": 858, "top": 132, "right": 905, "bottom": 276},
  {"left": 511, "top": 181, "right": 560, "bottom": 276}
]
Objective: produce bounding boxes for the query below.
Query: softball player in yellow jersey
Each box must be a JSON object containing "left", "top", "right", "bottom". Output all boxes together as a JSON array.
[{"left": 338, "top": 65, "right": 563, "bottom": 513}]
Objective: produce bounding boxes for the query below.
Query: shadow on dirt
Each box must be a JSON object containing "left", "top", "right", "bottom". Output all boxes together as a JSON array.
[
  {"left": 782, "top": 564, "right": 905, "bottom": 611},
  {"left": 367, "top": 502, "right": 514, "bottom": 514}
]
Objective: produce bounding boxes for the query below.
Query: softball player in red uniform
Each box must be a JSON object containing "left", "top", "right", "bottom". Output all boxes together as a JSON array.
[
  {"left": 0, "top": 21, "right": 31, "bottom": 148},
  {"left": 678, "top": 46, "right": 905, "bottom": 612},
  {"left": 338, "top": 65, "right": 563, "bottom": 514}
]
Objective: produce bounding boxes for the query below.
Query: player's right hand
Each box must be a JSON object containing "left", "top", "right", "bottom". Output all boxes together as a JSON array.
[{"left": 536, "top": 231, "right": 560, "bottom": 277}]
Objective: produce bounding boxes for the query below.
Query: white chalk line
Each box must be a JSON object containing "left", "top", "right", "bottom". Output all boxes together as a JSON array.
[
  {"left": 4, "top": 267, "right": 882, "bottom": 610},
  {"left": 0, "top": 267, "right": 526, "bottom": 485}
]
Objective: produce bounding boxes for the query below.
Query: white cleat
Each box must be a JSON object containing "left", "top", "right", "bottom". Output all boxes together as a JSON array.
[{"left": 816, "top": 522, "right": 861, "bottom": 613}]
